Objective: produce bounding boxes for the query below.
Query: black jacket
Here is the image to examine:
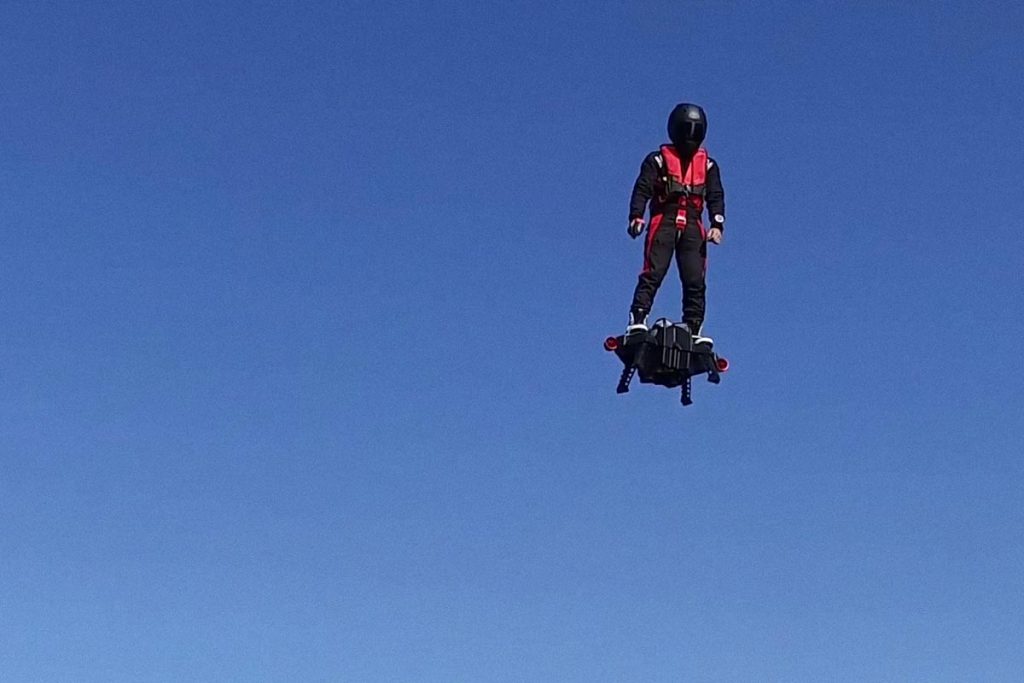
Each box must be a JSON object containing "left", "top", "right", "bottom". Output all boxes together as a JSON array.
[{"left": 629, "top": 149, "right": 726, "bottom": 230}]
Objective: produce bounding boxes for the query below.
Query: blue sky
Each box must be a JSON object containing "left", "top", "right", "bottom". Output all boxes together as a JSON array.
[{"left": 2, "top": 1, "right": 1023, "bottom": 680}]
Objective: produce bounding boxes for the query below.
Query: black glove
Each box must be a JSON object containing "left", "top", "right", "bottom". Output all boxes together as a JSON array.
[{"left": 627, "top": 218, "right": 645, "bottom": 239}]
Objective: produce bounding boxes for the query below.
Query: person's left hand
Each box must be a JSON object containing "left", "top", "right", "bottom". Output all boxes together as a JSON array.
[{"left": 706, "top": 227, "right": 723, "bottom": 244}]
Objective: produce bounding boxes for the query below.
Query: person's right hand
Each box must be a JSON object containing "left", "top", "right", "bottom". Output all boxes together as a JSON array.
[{"left": 627, "top": 218, "right": 645, "bottom": 239}]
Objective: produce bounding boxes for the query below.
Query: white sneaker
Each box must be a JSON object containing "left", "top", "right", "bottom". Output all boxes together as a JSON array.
[
  {"left": 688, "top": 322, "right": 713, "bottom": 345},
  {"left": 626, "top": 311, "right": 648, "bottom": 333}
]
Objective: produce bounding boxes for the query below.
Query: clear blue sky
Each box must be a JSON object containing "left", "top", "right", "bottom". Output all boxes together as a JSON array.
[{"left": 2, "top": 1, "right": 1023, "bottom": 680}]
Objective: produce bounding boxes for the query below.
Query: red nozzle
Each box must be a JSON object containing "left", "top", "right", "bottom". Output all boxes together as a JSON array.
[
  {"left": 604, "top": 336, "right": 620, "bottom": 352},
  {"left": 716, "top": 357, "right": 729, "bottom": 372}
]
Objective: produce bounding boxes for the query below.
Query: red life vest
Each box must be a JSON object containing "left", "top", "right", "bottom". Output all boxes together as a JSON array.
[{"left": 657, "top": 145, "right": 708, "bottom": 227}]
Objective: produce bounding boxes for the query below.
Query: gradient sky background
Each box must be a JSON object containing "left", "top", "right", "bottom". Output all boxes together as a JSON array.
[{"left": 3, "top": 1, "right": 1024, "bottom": 681}]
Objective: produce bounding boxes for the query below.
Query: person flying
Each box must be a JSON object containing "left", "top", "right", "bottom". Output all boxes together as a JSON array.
[{"left": 625, "top": 103, "right": 726, "bottom": 343}]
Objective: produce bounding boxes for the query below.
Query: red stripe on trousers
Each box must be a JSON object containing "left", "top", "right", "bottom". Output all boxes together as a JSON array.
[{"left": 642, "top": 214, "right": 664, "bottom": 273}]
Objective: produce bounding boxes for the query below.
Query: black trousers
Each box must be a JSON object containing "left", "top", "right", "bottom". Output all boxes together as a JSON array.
[{"left": 630, "top": 214, "right": 707, "bottom": 326}]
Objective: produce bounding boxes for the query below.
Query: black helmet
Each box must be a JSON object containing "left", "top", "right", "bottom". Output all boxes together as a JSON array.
[{"left": 667, "top": 103, "right": 707, "bottom": 156}]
